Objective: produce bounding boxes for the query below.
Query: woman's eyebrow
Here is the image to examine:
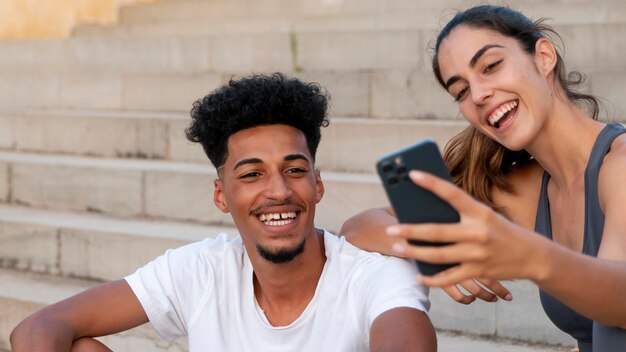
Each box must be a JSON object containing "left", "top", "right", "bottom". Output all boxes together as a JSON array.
[
  {"left": 469, "top": 44, "right": 505, "bottom": 67},
  {"left": 444, "top": 44, "right": 505, "bottom": 89}
]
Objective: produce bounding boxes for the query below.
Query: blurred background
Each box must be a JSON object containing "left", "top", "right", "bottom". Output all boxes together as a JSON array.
[{"left": 0, "top": 0, "right": 624, "bottom": 350}]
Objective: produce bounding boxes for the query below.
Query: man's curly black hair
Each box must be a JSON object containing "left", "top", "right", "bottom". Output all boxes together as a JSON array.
[{"left": 185, "top": 73, "right": 330, "bottom": 168}]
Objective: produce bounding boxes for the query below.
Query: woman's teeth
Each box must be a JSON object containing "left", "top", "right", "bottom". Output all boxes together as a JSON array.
[{"left": 488, "top": 100, "right": 518, "bottom": 126}]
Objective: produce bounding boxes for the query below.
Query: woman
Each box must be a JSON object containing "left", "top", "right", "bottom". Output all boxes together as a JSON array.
[{"left": 341, "top": 5, "right": 626, "bottom": 351}]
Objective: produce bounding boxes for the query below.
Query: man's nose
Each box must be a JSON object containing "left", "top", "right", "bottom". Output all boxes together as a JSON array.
[{"left": 265, "top": 174, "right": 293, "bottom": 200}]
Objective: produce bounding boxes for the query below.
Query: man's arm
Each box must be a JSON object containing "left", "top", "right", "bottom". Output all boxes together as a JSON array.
[
  {"left": 10, "top": 279, "right": 148, "bottom": 352},
  {"left": 70, "top": 337, "right": 113, "bottom": 352},
  {"left": 370, "top": 307, "right": 436, "bottom": 352}
]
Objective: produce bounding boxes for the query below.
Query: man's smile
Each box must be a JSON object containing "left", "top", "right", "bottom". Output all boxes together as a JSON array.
[{"left": 258, "top": 211, "right": 298, "bottom": 226}]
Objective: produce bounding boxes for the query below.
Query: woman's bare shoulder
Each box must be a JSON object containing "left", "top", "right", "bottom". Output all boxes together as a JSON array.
[
  {"left": 599, "top": 133, "right": 626, "bottom": 210},
  {"left": 492, "top": 159, "right": 544, "bottom": 229}
]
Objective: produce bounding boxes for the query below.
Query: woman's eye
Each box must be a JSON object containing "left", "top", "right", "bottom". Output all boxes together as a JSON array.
[
  {"left": 454, "top": 87, "right": 469, "bottom": 102},
  {"left": 484, "top": 59, "right": 503, "bottom": 73}
]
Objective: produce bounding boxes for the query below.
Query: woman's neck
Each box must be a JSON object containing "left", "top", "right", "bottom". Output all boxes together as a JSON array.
[{"left": 525, "top": 101, "right": 604, "bottom": 190}]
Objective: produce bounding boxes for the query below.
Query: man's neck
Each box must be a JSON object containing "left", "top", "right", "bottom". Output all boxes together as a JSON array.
[{"left": 249, "top": 228, "right": 326, "bottom": 327}]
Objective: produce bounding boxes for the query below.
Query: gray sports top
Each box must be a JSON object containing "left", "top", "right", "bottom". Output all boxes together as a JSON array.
[{"left": 535, "top": 123, "right": 626, "bottom": 352}]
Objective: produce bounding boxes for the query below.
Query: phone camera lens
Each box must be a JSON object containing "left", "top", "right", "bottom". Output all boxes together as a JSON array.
[
  {"left": 397, "top": 166, "right": 407, "bottom": 174},
  {"left": 388, "top": 177, "right": 398, "bottom": 185},
  {"left": 382, "top": 163, "right": 393, "bottom": 173}
]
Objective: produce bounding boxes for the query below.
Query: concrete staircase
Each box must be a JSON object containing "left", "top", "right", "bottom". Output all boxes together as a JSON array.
[{"left": 2, "top": 0, "right": 625, "bottom": 349}]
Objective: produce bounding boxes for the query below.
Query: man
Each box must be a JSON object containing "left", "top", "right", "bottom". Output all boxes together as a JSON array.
[{"left": 11, "top": 73, "right": 436, "bottom": 351}]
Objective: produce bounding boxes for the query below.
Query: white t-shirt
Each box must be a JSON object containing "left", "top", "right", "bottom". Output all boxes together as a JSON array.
[{"left": 125, "top": 230, "right": 430, "bottom": 351}]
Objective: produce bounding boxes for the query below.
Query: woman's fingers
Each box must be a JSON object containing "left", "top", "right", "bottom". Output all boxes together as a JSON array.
[
  {"left": 442, "top": 284, "right": 476, "bottom": 304},
  {"left": 457, "top": 279, "right": 498, "bottom": 302},
  {"left": 452, "top": 278, "right": 513, "bottom": 302},
  {"left": 476, "top": 278, "right": 513, "bottom": 301},
  {"left": 393, "top": 241, "right": 485, "bottom": 265},
  {"left": 442, "top": 279, "right": 511, "bottom": 304},
  {"left": 419, "top": 264, "right": 477, "bottom": 287},
  {"left": 387, "top": 222, "right": 469, "bottom": 243}
]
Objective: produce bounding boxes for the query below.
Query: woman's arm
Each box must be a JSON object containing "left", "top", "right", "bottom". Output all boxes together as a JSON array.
[
  {"left": 341, "top": 207, "right": 400, "bottom": 256},
  {"left": 391, "top": 169, "right": 626, "bottom": 327},
  {"left": 341, "top": 207, "right": 511, "bottom": 304},
  {"left": 535, "top": 141, "right": 626, "bottom": 328}
]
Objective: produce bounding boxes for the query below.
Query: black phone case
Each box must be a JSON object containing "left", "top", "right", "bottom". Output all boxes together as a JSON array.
[{"left": 376, "top": 139, "right": 460, "bottom": 276}]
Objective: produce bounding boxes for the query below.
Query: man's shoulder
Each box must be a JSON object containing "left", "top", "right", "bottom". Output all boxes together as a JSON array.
[
  {"left": 153, "top": 233, "right": 245, "bottom": 271},
  {"left": 321, "top": 231, "right": 430, "bottom": 316},
  {"left": 323, "top": 231, "right": 418, "bottom": 275},
  {"left": 197, "top": 233, "right": 244, "bottom": 254},
  {"left": 178, "top": 232, "right": 242, "bottom": 250},
  {"left": 126, "top": 233, "right": 246, "bottom": 294}
]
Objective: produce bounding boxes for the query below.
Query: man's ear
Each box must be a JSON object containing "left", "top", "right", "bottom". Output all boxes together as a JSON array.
[
  {"left": 314, "top": 169, "right": 324, "bottom": 204},
  {"left": 534, "top": 38, "right": 558, "bottom": 77},
  {"left": 213, "top": 179, "right": 229, "bottom": 213}
]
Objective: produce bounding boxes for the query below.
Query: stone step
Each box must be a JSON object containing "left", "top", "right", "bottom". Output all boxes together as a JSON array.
[
  {"left": 0, "top": 68, "right": 459, "bottom": 118},
  {"left": 118, "top": 0, "right": 626, "bottom": 26},
  {"left": 74, "top": 13, "right": 461, "bottom": 38},
  {"left": 0, "top": 108, "right": 469, "bottom": 172},
  {"left": 0, "top": 29, "right": 426, "bottom": 72},
  {"left": 74, "top": 0, "right": 626, "bottom": 38},
  {"left": 117, "top": 0, "right": 463, "bottom": 24},
  {"left": 1, "top": 22, "right": 625, "bottom": 75},
  {"left": 0, "top": 151, "right": 387, "bottom": 232},
  {"left": 1, "top": 57, "right": 625, "bottom": 118},
  {"left": 0, "top": 203, "right": 234, "bottom": 281},
  {"left": 428, "top": 280, "right": 576, "bottom": 347},
  {"left": 0, "top": 268, "right": 187, "bottom": 351},
  {"left": 436, "top": 330, "right": 574, "bottom": 352}
]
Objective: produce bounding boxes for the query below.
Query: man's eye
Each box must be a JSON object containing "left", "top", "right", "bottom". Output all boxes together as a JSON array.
[
  {"left": 454, "top": 87, "right": 469, "bottom": 102},
  {"left": 240, "top": 172, "right": 261, "bottom": 179},
  {"left": 484, "top": 59, "right": 503, "bottom": 73},
  {"left": 286, "top": 168, "right": 307, "bottom": 174}
]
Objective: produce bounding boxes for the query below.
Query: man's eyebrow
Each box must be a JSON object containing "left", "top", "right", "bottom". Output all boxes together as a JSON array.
[
  {"left": 233, "top": 158, "right": 263, "bottom": 170},
  {"left": 232, "top": 154, "right": 310, "bottom": 170},
  {"left": 444, "top": 44, "right": 505, "bottom": 90},
  {"left": 284, "top": 154, "right": 310, "bottom": 163}
]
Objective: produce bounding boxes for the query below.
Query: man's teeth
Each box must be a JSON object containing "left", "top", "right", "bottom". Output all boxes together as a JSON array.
[
  {"left": 259, "top": 212, "right": 297, "bottom": 221},
  {"left": 488, "top": 100, "right": 518, "bottom": 126},
  {"left": 259, "top": 212, "right": 297, "bottom": 225}
]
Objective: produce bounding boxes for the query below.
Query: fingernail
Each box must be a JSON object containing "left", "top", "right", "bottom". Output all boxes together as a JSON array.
[
  {"left": 386, "top": 226, "right": 401, "bottom": 236},
  {"left": 491, "top": 296, "right": 498, "bottom": 302},
  {"left": 391, "top": 242, "right": 406, "bottom": 254},
  {"left": 504, "top": 293, "right": 513, "bottom": 301},
  {"left": 409, "top": 170, "right": 425, "bottom": 180}
]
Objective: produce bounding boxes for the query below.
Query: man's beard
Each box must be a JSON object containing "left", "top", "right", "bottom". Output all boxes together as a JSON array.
[{"left": 256, "top": 238, "right": 306, "bottom": 264}]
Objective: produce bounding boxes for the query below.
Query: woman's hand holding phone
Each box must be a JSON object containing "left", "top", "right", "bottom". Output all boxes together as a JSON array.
[{"left": 386, "top": 170, "right": 547, "bottom": 288}]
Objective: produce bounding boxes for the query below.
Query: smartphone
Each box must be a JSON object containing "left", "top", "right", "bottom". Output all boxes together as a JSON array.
[{"left": 376, "top": 139, "right": 459, "bottom": 276}]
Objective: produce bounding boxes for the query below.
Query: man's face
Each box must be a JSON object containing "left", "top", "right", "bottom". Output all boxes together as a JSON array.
[{"left": 213, "top": 124, "right": 324, "bottom": 264}]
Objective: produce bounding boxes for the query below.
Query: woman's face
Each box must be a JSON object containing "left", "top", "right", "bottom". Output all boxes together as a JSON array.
[{"left": 437, "top": 25, "right": 555, "bottom": 151}]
